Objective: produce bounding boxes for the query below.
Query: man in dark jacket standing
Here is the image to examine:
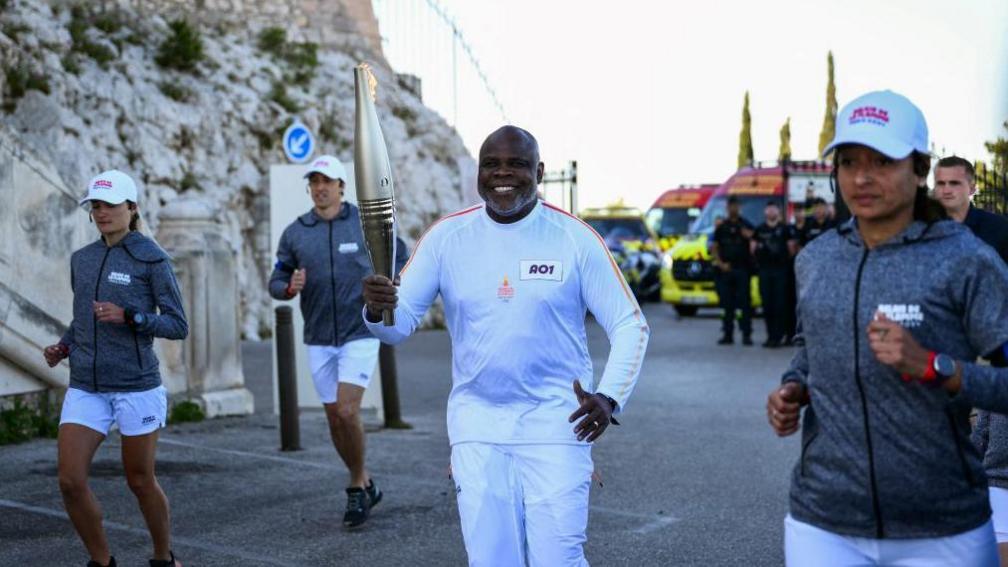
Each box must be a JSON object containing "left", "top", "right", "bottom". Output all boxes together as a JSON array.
[
  {"left": 934, "top": 155, "right": 1008, "bottom": 263},
  {"left": 752, "top": 201, "right": 797, "bottom": 348},
  {"left": 712, "top": 196, "right": 754, "bottom": 345},
  {"left": 269, "top": 155, "right": 407, "bottom": 528},
  {"left": 936, "top": 155, "right": 1008, "bottom": 559}
]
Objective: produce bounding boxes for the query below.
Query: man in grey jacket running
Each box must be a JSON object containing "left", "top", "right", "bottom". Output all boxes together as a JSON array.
[{"left": 269, "top": 155, "right": 407, "bottom": 528}]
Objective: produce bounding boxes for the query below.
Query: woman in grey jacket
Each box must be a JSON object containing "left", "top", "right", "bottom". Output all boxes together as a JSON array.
[
  {"left": 766, "top": 91, "right": 1008, "bottom": 566},
  {"left": 43, "top": 170, "right": 187, "bottom": 567}
]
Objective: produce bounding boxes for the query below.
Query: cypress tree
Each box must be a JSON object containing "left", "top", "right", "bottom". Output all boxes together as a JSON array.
[
  {"left": 818, "top": 51, "right": 838, "bottom": 156},
  {"left": 738, "top": 91, "right": 754, "bottom": 169},
  {"left": 779, "top": 117, "right": 792, "bottom": 162}
]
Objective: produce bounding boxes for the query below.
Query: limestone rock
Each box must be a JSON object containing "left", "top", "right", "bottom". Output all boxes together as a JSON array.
[{"left": 1, "top": 0, "right": 474, "bottom": 337}]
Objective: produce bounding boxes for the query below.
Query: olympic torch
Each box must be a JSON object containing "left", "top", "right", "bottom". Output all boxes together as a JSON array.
[{"left": 354, "top": 63, "right": 397, "bottom": 326}]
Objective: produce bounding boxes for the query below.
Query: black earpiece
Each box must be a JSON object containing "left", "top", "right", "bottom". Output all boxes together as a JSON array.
[{"left": 88, "top": 212, "right": 93, "bottom": 223}]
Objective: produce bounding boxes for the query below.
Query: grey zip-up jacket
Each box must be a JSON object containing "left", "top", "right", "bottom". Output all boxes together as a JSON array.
[
  {"left": 974, "top": 409, "right": 1008, "bottom": 490},
  {"left": 783, "top": 218, "right": 1008, "bottom": 539},
  {"left": 61, "top": 231, "right": 189, "bottom": 393},
  {"left": 268, "top": 204, "right": 408, "bottom": 346}
]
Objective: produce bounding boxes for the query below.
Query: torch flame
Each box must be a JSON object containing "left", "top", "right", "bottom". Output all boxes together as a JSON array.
[{"left": 357, "top": 62, "right": 378, "bottom": 101}]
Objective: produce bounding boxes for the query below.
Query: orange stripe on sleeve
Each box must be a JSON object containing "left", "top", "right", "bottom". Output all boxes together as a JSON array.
[{"left": 542, "top": 203, "right": 648, "bottom": 398}]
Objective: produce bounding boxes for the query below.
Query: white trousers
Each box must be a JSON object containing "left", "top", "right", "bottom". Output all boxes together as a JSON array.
[
  {"left": 450, "top": 442, "right": 593, "bottom": 567},
  {"left": 989, "top": 487, "right": 1008, "bottom": 543},
  {"left": 785, "top": 514, "right": 998, "bottom": 567}
]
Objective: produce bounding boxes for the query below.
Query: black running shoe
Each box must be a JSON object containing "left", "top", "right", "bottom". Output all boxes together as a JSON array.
[
  {"left": 87, "top": 558, "right": 116, "bottom": 567},
  {"left": 717, "top": 335, "right": 733, "bottom": 345},
  {"left": 149, "top": 551, "right": 181, "bottom": 567},
  {"left": 344, "top": 487, "right": 371, "bottom": 528},
  {"left": 366, "top": 478, "right": 383, "bottom": 510},
  {"left": 742, "top": 335, "right": 753, "bottom": 346}
]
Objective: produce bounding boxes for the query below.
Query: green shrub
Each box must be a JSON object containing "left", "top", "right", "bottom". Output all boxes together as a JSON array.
[
  {"left": 255, "top": 27, "right": 318, "bottom": 84},
  {"left": 0, "top": 396, "right": 59, "bottom": 445},
  {"left": 62, "top": 55, "right": 81, "bottom": 75},
  {"left": 155, "top": 19, "right": 204, "bottom": 72},
  {"left": 257, "top": 27, "right": 286, "bottom": 55},
  {"left": 268, "top": 81, "right": 299, "bottom": 113},
  {"left": 168, "top": 400, "right": 204, "bottom": 424},
  {"left": 178, "top": 170, "right": 200, "bottom": 192},
  {"left": 93, "top": 12, "right": 122, "bottom": 34},
  {"left": 2, "top": 22, "right": 30, "bottom": 41},
  {"left": 159, "top": 81, "right": 190, "bottom": 102},
  {"left": 3, "top": 64, "right": 51, "bottom": 112},
  {"left": 68, "top": 6, "right": 117, "bottom": 66}
]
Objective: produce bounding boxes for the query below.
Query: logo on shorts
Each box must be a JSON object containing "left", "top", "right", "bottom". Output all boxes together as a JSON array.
[
  {"left": 497, "top": 276, "right": 514, "bottom": 301},
  {"left": 108, "top": 271, "right": 131, "bottom": 286},
  {"left": 876, "top": 303, "right": 924, "bottom": 327},
  {"left": 142, "top": 415, "right": 157, "bottom": 425}
]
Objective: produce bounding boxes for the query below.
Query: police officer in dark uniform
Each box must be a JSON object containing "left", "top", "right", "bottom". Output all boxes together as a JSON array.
[
  {"left": 752, "top": 201, "right": 797, "bottom": 348},
  {"left": 799, "top": 197, "right": 835, "bottom": 246},
  {"left": 711, "top": 196, "right": 754, "bottom": 345}
]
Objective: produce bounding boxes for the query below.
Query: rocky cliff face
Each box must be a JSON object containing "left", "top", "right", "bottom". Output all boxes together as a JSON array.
[{"left": 0, "top": 0, "right": 473, "bottom": 337}]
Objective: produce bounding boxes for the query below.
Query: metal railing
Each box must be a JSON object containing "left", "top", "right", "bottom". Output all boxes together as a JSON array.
[{"left": 973, "top": 167, "right": 1008, "bottom": 215}]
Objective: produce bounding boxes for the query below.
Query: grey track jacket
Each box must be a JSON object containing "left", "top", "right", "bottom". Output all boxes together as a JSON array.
[
  {"left": 783, "top": 218, "right": 1008, "bottom": 539},
  {"left": 61, "top": 231, "right": 189, "bottom": 392},
  {"left": 268, "top": 204, "right": 408, "bottom": 346}
]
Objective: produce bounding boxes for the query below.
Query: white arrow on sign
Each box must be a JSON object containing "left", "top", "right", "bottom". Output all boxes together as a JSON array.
[{"left": 288, "top": 133, "right": 308, "bottom": 156}]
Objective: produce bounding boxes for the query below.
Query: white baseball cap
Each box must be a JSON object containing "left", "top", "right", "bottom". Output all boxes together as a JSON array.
[
  {"left": 79, "top": 169, "right": 139, "bottom": 208},
  {"left": 303, "top": 154, "right": 348, "bottom": 182},
  {"left": 822, "top": 90, "right": 929, "bottom": 160}
]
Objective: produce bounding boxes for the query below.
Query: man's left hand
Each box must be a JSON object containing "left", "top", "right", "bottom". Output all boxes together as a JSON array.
[
  {"left": 569, "top": 380, "right": 614, "bottom": 443},
  {"left": 93, "top": 301, "right": 126, "bottom": 324},
  {"left": 867, "top": 312, "right": 930, "bottom": 378}
]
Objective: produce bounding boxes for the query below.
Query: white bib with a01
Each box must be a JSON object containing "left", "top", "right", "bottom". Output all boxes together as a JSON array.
[{"left": 520, "top": 260, "right": 563, "bottom": 281}]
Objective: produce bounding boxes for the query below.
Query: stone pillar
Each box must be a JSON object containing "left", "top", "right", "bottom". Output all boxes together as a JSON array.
[{"left": 156, "top": 197, "right": 254, "bottom": 417}]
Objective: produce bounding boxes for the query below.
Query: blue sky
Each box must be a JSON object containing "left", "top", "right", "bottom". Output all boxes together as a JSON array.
[{"left": 376, "top": 0, "right": 1008, "bottom": 209}]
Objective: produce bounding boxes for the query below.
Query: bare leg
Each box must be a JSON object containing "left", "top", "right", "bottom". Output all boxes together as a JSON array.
[
  {"left": 121, "top": 430, "right": 175, "bottom": 564},
  {"left": 57, "top": 424, "right": 111, "bottom": 565},
  {"left": 323, "top": 383, "right": 368, "bottom": 488},
  {"left": 998, "top": 542, "right": 1008, "bottom": 567}
]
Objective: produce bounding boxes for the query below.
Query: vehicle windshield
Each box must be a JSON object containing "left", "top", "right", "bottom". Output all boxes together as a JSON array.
[
  {"left": 646, "top": 207, "right": 699, "bottom": 237},
  {"left": 690, "top": 196, "right": 785, "bottom": 235},
  {"left": 585, "top": 217, "right": 651, "bottom": 246}
]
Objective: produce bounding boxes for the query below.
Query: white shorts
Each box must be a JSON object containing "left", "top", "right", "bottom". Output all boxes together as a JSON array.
[
  {"left": 307, "top": 339, "right": 380, "bottom": 404},
  {"left": 784, "top": 514, "right": 998, "bottom": 567},
  {"left": 59, "top": 386, "right": 168, "bottom": 437},
  {"left": 450, "top": 442, "right": 593, "bottom": 567},
  {"left": 989, "top": 487, "right": 1008, "bottom": 543}
]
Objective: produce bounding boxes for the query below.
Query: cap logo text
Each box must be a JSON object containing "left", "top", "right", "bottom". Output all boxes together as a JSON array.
[{"left": 849, "top": 106, "right": 890, "bottom": 127}]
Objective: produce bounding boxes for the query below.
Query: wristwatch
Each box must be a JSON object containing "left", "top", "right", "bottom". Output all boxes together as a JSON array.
[
  {"left": 124, "top": 309, "right": 146, "bottom": 329},
  {"left": 598, "top": 393, "right": 621, "bottom": 425},
  {"left": 931, "top": 353, "right": 957, "bottom": 384}
]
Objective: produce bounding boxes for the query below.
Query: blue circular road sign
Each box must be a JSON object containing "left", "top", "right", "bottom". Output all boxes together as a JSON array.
[{"left": 283, "top": 121, "right": 315, "bottom": 163}]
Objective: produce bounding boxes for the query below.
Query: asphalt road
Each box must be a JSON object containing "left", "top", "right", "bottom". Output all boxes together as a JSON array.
[{"left": 0, "top": 304, "right": 800, "bottom": 566}]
